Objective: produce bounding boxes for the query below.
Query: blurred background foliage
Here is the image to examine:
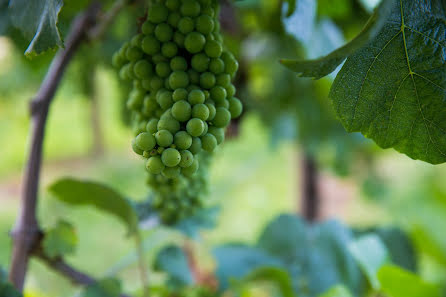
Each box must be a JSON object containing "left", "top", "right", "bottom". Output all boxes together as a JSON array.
[{"left": 1, "top": 0, "right": 446, "bottom": 296}]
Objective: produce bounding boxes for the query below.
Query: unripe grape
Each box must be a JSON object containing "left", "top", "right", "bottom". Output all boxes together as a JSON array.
[
  {"left": 188, "top": 89, "right": 205, "bottom": 104},
  {"left": 201, "top": 133, "right": 217, "bottom": 152},
  {"left": 146, "top": 156, "right": 165, "bottom": 174},
  {"left": 204, "top": 40, "right": 222, "bottom": 58},
  {"left": 169, "top": 71, "right": 190, "bottom": 89},
  {"left": 206, "top": 103, "right": 216, "bottom": 120},
  {"left": 209, "top": 58, "right": 224, "bottom": 74},
  {"left": 136, "top": 132, "right": 156, "bottom": 151},
  {"left": 132, "top": 138, "right": 144, "bottom": 155},
  {"left": 173, "top": 31, "right": 185, "bottom": 46},
  {"left": 174, "top": 131, "right": 193, "bottom": 149},
  {"left": 146, "top": 118, "right": 159, "bottom": 134},
  {"left": 170, "top": 56, "right": 188, "bottom": 71},
  {"left": 162, "top": 166, "right": 181, "bottom": 178},
  {"left": 142, "top": 35, "right": 160, "bottom": 55},
  {"left": 166, "top": 0, "right": 180, "bottom": 10},
  {"left": 157, "top": 116, "right": 180, "bottom": 134},
  {"left": 179, "top": 150, "right": 194, "bottom": 167},
  {"left": 213, "top": 107, "right": 231, "bottom": 127},
  {"left": 162, "top": 148, "right": 181, "bottom": 167},
  {"left": 142, "top": 21, "right": 155, "bottom": 35},
  {"left": 191, "top": 53, "right": 210, "bottom": 72},
  {"left": 168, "top": 12, "right": 181, "bottom": 27},
  {"left": 189, "top": 137, "right": 202, "bottom": 154},
  {"left": 192, "top": 104, "right": 209, "bottom": 120},
  {"left": 228, "top": 97, "right": 243, "bottom": 118},
  {"left": 195, "top": 15, "right": 214, "bottom": 34},
  {"left": 134, "top": 60, "right": 153, "bottom": 79},
  {"left": 185, "top": 32, "right": 206, "bottom": 53},
  {"left": 208, "top": 126, "right": 224, "bottom": 144},
  {"left": 173, "top": 88, "right": 188, "bottom": 101},
  {"left": 155, "top": 23, "right": 173, "bottom": 42},
  {"left": 226, "top": 84, "right": 236, "bottom": 97},
  {"left": 200, "top": 72, "right": 216, "bottom": 88},
  {"left": 216, "top": 73, "right": 231, "bottom": 87},
  {"left": 186, "top": 118, "right": 205, "bottom": 136},
  {"left": 178, "top": 17, "right": 195, "bottom": 34},
  {"left": 161, "top": 42, "right": 178, "bottom": 58},
  {"left": 126, "top": 46, "right": 143, "bottom": 61},
  {"left": 181, "top": 159, "right": 199, "bottom": 176},
  {"left": 210, "top": 86, "right": 227, "bottom": 102},
  {"left": 148, "top": 3, "right": 168, "bottom": 23},
  {"left": 156, "top": 130, "right": 174, "bottom": 146},
  {"left": 180, "top": 0, "right": 201, "bottom": 17}
]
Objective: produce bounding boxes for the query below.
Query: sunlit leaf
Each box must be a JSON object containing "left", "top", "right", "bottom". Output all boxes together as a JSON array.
[{"left": 42, "top": 220, "right": 78, "bottom": 259}]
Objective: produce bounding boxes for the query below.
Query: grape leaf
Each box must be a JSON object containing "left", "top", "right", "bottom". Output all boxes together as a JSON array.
[
  {"left": 330, "top": 0, "right": 446, "bottom": 164},
  {"left": 280, "top": 0, "right": 394, "bottom": 79},
  {"left": 42, "top": 220, "right": 78, "bottom": 259},
  {"left": 48, "top": 178, "right": 138, "bottom": 234},
  {"left": 9, "top": 0, "right": 63, "bottom": 57},
  {"left": 284, "top": 0, "right": 297, "bottom": 17},
  {"left": 378, "top": 265, "right": 440, "bottom": 297},
  {"left": 348, "top": 235, "right": 390, "bottom": 290},
  {"left": 243, "top": 267, "right": 294, "bottom": 297},
  {"left": 154, "top": 245, "right": 193, "bottom": 286}
]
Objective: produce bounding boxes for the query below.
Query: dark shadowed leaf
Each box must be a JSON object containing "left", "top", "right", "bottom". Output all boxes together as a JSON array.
[
  {"left": 154, "top": 245, "right": 193, "bottom": 286},
  {"left": 281, "top": 0, "right": 394, "bottom": 78},
  {"left": 330, "top": 0, "right": 446, "bottom": 164},
  {"left": 9, "top": 0, "right": 63, "bottom": 56},
  {"left": 48, "top": 178, "right": 138, "bottom": 233},
  {"left": 42, "top": 220, "right": 78, "bottom": 259},
  {"left": 81, "top": 278, "right": 122, "bottom": 297},
  {"left": 173, "top": 206, "right": 220, "bottom": 239}
]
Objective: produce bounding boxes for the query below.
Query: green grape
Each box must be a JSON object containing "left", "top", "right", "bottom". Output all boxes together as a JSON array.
[
  {"left": 186, "top": 118, "right": 205, "bottom": 136},
  {"left": 200, "top": 72, "right": 216, "bottom": 88},
  {"left": 184, "top": 32, "right": 206, "bottom": 53},
  {"left": 146, "top": 156, "right": 165, "bottom": 174},
  {"left": 209, "top": 58, "right": 224, "bottom": 74},
  {"left": 134, "top": 60, "right": 153, "bottom": 79},
  {"left": 155, "top": 23, "right": 173, "bottom": 42},
  {"left": 152, "top": 53, "right": 168, "bottom": 63},
  {"left": 201, "top": 121, "right": 208, "bottom": 136},
  {"left": 178, "top": 17, "right": 195, "bottom": 34},
  {"left": 148, "top": 3, "right": 168, "bottom": 23},
  {"left": 162, "top": 166, "right": 181, "bottom": 178},
  {"left": 210, "top": 86, "right": 227, "bottom": 102},
  {"left": 192, "top": 104, "right": 209, "bottom": 120},
  {"left": 180, "top": 0, "right": 201, "bottom": 17},
  {"left": 213, "top": 107, "right": 231, "bottom": 127},
  {"left": 155, "top": 130, "right": 174, "bottom": 146},
  {"left": 195, "top": 14, "right": 214, "bottom": 34},
  {"left": 204, "top": 40, "right": 222, "bottom": 58},
  {"left": 216, "top": 98, "right": 229, "bottom": 109},
  {"left": 142, "top": 35, "right": 160, "bottom": 55},
  {"left": 228, "top": 97, "right": 243, "bottom": 118},
  {"left": 201, "top": 133, "right": 217, "bottom": 152},
  {"left": 168, "top": 12, "right": 181, "bottom": 27},
  {"left": 226, "top": 84, "right": 236, "bottom": 97},
  {"left": 166, "top": 0, "right": 180, "bottom": 10},
  {"left": 173, "top": 31, "right": 185, "bottom": 47},
  {"left": 171, "top": 100, "right": 192, "bottom": 121},
  {"left": 201, "top": 5, "right": 214, "bottom": 17},
  {"left": 188, "top": 89, "right": 205, "bottom": 104},
  {"left": 156, "top": 91, "right": 173, "bottom": 110},
  {"left": 150, "top": 77, "right": 164, "bottom": 91},
  {"left": 181, "top": 158, "right": 199, "bottom": 177},
  {"left": 156, "top": 62, "right": 171, "bottom": 78},
  {"left": 208, "top": 126, "right": 224, "bottom": 144},
  {"left": 136, "top": 132, "right": 156, "bottom": 151},
  {"left": 169, "top": 71, "right": 190, "bottom": 89},
  {"left": 170, "top": 56, "right": 188, "bottom": 71},
  {"left": 132, "top": 138, "right": 144, "bottom": 155},
  {"left": 188, "top": 69, "right": 200, "bottom": 84},
  {"left": 206, "top": 103, "right": 216, "bottom": 120},
  {"left": 179, "top": 150, "right": 194, "bottom": 167},
  {"left": 174, "top": 131, "right": 193, "bottom": 149},
  {"left": 158, "top": 116, "right": 180, "bottom": 133},
  {"left": 131, "top": 34, "right": 144, "bottom": 47},
  {"left": 173, "top": 88, "right": 188, "bottom": 101},
  {"left": 189, "top": 137, "right": 202, "bottom": 154},
  {"left": 191, "top": 53, "right": 210, "bottom": 72},
  {"left": 161, "top": 42, "right": 178, "bottom": 58},
  {"left": 126, "top": 46, "right": 143, "bottom": 61},
  {"left": 216, "top": 73, "right": 231, "bottom": 87},
  {"left": 146, "top": 118, "right": 159, "bottom": 133},
  {"left": 162, "top": 148, "right": 181, "bottom": 167},
  {"left": 142, "top": 21, "right": 155, "bottom": 35}
]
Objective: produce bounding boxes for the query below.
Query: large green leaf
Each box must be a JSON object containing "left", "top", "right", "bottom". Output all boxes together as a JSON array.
[
  {"left": 0, "top": 283, "right": 22, "bottom": 297},
  {"left": 377, "top": 265, "right": 440, "bottom": 297},
  {"left": 243, "top": 267, "right": 294, "bottom": 297},
  {"left": 348, "top": 235, "right": 390, "bottom": 290},
  {"left": 42, "top": 220, "right": 78, "bottom": 259},
  {"left": 281, "top": 0, "right": 394, "bottom": 79},
  {"left": 48, "top": 178, "right": 138, "bottom": 233},
  {"left": 330, "top": 0, "right": 446, "bottom": 164},
  {"left": 257, "top": 215, "right": 366, "bottom": 296},
  {"left": 9, "top": 0, "right": 63, "bottom": 57}
]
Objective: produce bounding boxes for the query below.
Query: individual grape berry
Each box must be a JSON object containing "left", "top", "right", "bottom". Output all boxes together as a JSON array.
[
  {"left": 195, "top": 14, "right": 214, "bottom": 34},
  {"left": 192, "top": 104, "right": 209, "bottom": 120},
  {"left": 181, "top": 159, "right": 199, "bottom": 177},
  {"left": 200, "top": 72, "right": 216, "bottom": 89},
  {"left": 170, "top": 56, "right": 187, "bottom": 71},
  {"left": 188, "top": 89, "right": 205, "bottom": 104},
  {"left": 142, "top": 21, "right": 155, "bottom": 35},
  {"left": 155, "top": 130, "right": 174, "bottom": 146},
  {"left": 216, "top": 98, "right": 229, "bottom": 109},
  {"left": 206, "top": 103, "right": 216, "bottom": 120},
  {"left": 161, "top": 42, "right": 178, "bottom": 58},
  {"left": 171, "top": 100, "right": 192, "bottom": 121},
  {"left": 174, "top": 131, "right": 193, "bottom": 149},
  {"left": 208, "top": 126, "right": 224, "bottom": 144},
  {"left": 155, "top": 23, "right": 173, "bottom": 42},
  {"left": 162, "top": 166, "right": 181, "bottom": 178},
  {"left": 226, "top": 84, "right": 236, "bottom": 97},
  {"left": 136, "top": 132, "right": 156, "bottom": 151},
  {"left": 201, "top": 133, "right": 217, "bottom": 152},
  {"left": 184, "top": 32, "right": 206, "bottom": 53},
  {"left": 148, "top": 3, "right": 168, "bottom": 23},
  {"left": 180, "top": 0, "right": 201, "bottom": 17},
  {"left": 131, "top": 34, "right": 144, "bottom": 47},
  {"left": 186, "top": 118, "right": 205, "bottom": 136},
  {"left": 150, "top": 77, "right": 164, "bottom": 91},
  {"left": 168, "top": 12, "right": 181, "bottom": 27},
  {"left": 162, "top": 148, "right": 181, "bottom": 167},
  {"left": 169, "top": 71, "right": 190, "bottom": 89},
  {"left": 157, "top": 116, "right": 180, "bottom": 134},
  {"left": 210, "top": 86, "right": 227, "bottom": 102},
  {"left": 153, "top": 53, "right": 168, "bottom": 63},
  {"left": 173, "top": 31, "right": 185, "bottom": 47},
  {"left": 209, "top": 58, "right": 224, "bottom": 74},
  {"left": 173, "top": 88, "right": 188, "bottom": 101},
  {"left": 126, "top": 46, "right": 143, "bottom": 61},
  {"left": 166, "top": 0, "right": 180, "bottom": 10},
  {"left": 189, "top": 137, "right": 202, "bottom": 154},
  {"left": 191, "top": 53, "right": 210, "bottom": 72},
  {"left": 224, "top": 57, "right": 239, "bottom": 77},
  {"left": 201, "top": 5, "right": 214, "bottom": 17},
  {"left": 132, "top": 138, "right": 144, "bottom": 155},
  {"left": 201, "top": 121, "right": 208, "bottom": 136},
  {"left": 142, "top": 35, "right": 160, "bottom": 55},
  {"left": 213, "top": 107, "right": 231, "bottom": 128},
  {"left": 188, "top": 69, "right": 200, "bottom": 84},
  {"left": 178, "top": 17, "right": 195, "bottom": 34},
  {"left": 146, "top": 156, "right": 165, "bottom": 174},
  {"left": 204, "top": 40, "right": 222, "bottom": 58},
  {"left": 179, "top": 150, "right": 194, "bottom": 167},
  {"left": 157, "top": 91, "right": 173, "bottom": 110},
  {"left": 156, "top": 62, "right": 171, "bottom": 78},
  {"left": 146, "top": 118, "right": 159, "bottom": 134},
  {"left": 216, "top": 73, "right": 231, "bottom": 87},
  {"left": 133, "top": 60, "right": 153, "bottom": 79},
  {"left": 228, "top": 97, "right": 243, "bottom": 118}
]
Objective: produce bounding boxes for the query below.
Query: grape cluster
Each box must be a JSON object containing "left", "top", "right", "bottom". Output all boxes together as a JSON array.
[
  {"left": 113, "top": 0, "right": 242, "bottom": 180},
  {"left": 147, "top": 152, "right": 211, "bottom": 223}
]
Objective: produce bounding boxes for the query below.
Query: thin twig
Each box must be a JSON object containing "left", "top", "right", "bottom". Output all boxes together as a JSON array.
[
  {"left": 9, "top": 3, "right": 101, "bottom": 290},
  {"left": 300, "top": 153, "right": 319, "bottom": 222},
  {"left": 135, "top": 231, "right": 150, "bottom": 297}
]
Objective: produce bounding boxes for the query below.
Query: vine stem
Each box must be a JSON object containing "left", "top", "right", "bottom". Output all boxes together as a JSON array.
[
  {"left": 8, "top": 4, "right": 101, "bottom": 289},
  {"left": 300, "top": 153, "right": 320, "bottom": 222},
  {"left": 135, "top": 231, "right": 150, "bottom": 297}
]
